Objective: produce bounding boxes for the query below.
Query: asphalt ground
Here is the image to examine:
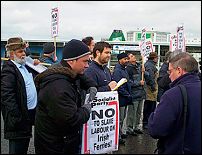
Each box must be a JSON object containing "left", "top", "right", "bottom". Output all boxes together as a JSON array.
[{"left": 1, "top": 114, "right": 157, "bottom": 154}]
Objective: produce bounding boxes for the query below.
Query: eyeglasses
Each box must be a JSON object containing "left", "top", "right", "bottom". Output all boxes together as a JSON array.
[
  {"left": 167, "top": 68, "right": 176, "bottom": 74},
  {"left": 167, "top": 67, "right": 180, "bottom": 74}
]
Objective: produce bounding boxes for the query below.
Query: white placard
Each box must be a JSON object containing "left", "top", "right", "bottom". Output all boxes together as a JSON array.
[
  {"left": 25, "top": 56, "right": 47, "bottom": 73},
  {"left": 81, "top": 91, "right": 119, "bottom": 154},
  {"left": 177, "top": 25, "right": 186, "bottom": 52},
  {"left": 51, "top": 7, "right": 59, "bottom": 38}
]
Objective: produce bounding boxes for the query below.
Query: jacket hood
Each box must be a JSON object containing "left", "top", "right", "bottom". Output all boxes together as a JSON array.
[{"left": 34, "top": 65, "right": 77, "bottom": 90}]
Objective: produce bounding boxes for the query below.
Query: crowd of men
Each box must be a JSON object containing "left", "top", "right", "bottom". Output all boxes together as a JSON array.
[{"left": 1, "top": 36, "right": 201, "bottom": 154}]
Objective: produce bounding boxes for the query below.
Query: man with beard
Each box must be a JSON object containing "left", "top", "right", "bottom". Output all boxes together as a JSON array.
[
  {"left": 112, "top": 52, "right": 132, "bottom": 144},
  {"left": 1, "top": 37, "right": 38, "bottom": 154},
  {"left": 84, "top": 41, "right": 117, "bottom": 92}
]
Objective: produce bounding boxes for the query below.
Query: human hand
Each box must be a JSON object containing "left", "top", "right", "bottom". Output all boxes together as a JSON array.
[
  {"left": 108, "top": 81, "right": 117, "bottom": 90},
  {"left": 140, "top": 80, "right": 144, "bottom": 86},
  {"left": 33, "top": 59, "right": 40, "bottom": 65},
  {"left": 142, "top": 66, "right": 145, "bottom": 72},
  {"left": 87, "top": 87, "right": 97, "bottom": 103}
]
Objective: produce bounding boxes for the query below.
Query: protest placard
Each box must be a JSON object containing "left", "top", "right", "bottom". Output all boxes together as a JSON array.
[
  {"left": 170, "top": 34, "right": 177, "bottom": 52},
  {"left": 81, "top": 91, "right": 119, "bottom": 154},
  {"left": 51, "top": 7, "right": 59, "bottom": 38},
  {"left": 177, "top": 25, "right": 186, "bottom": 52}
]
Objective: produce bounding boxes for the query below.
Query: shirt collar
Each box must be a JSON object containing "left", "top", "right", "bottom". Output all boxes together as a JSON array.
[{"left": 11, "top": 60, "right": 25, "bottom": 68}]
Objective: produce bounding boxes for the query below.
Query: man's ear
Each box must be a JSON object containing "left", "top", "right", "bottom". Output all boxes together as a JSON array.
[
  {"left": 96, "top": 50, "right": 100, "bottom": 57},
  {"left": 9, "top": 51, "right": 14, "bottom": 59},
  {"left": 177, "top": 66, "right": 184, "bottom": 75},
  {"left": 67, "top": 60, "right": 76, "bottom": 67}
]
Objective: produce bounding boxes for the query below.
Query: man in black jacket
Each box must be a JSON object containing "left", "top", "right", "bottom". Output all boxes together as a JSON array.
[
  {"left": 1, "top": 37, "right": 38, "bottom": 154},
  {"left": 34, "top": 39, "right": 97, "bottom": 154}
]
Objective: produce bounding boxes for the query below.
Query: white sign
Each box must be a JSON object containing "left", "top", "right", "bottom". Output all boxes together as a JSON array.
[
  {"left": 81, "top": 91, "right": 119, "bottom": 154},
  {"left": 177, "top": 25, "right": 186, "bottom": 52},
  {"left": 140, "top": 28, "right": 146, "bottom": 56},
  {"left": 170, "top": 34, "right": 177, "bottom": 52},
  {"left": 139, "top": 28, "right": 155, "bottom": 63},
  {"left": 51, "top": 7, "right": 59, "bottom": 38},
  {"left": 25, "top": 56, "right": 47, "bottom": 73},
  {"left": 140, "top": 39, "right": 154, "bottom": 63}
]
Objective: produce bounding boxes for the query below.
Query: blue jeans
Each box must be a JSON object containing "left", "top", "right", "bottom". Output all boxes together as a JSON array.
[{"left": 9, "top": 138, "right": 30, "bottom": 154}]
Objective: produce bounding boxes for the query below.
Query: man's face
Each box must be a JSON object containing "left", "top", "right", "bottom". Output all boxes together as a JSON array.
[
  {"left": 97, "top": 47, "right": 111, "bottom": 65},
  {"left": 168, "top": 63, "right": 181, "bottom": 82},
  {"left": 71, "top": 54, "right": 90, "bottom": 74},
  {"left": 128, "top": 54, "right": 136, "bottom": 63},
  {"left": 89, "top": 40, "right": 95, "bottom": 53},
  {"left": 12, "top": 48, "right": 26, "bottom": 65},
  {"left": 119, "top": 57, "right": 129, "bottom": 67},
  {"left": 153, "top": 57, "right": 158, "bottom": 63}
]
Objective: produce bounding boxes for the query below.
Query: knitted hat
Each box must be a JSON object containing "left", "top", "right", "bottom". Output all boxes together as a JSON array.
[
  {"left": 117, "top": 52, "right": 128, "bottom": 61},
  {"left": 148, "top": 52, "right": 158, "bottom": 59},
  {"left": 5, "top": 37, "right": 26, "bottom": 51},
  {"left": 62, "top": 39, "right": 90, "bottom": 61},
  {"left": 43, "top": 42, "right": 55, "bottom": 54}
]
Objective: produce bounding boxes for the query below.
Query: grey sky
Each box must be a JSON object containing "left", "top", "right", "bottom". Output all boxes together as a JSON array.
[{"left": 1, "top": 1, "right": 201, "bottom": 41}]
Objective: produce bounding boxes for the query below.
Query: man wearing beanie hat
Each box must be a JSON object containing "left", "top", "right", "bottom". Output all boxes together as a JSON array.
[
  {"left": 143, "top": 52, "right": 158, "bottom": 129},
  {"left": 34, "top": 39, "right": 98, "bottom": 154},
  {"left": 39, "top": 42, "right": 58, "bottom": 65},
  {"left": 112, "top": 52, "right": 133, "bottom": 144},
  {"left": 1, "top": 37, "right": 38, "bottom": 154}
]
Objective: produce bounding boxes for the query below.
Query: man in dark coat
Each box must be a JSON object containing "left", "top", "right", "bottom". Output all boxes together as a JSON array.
[
  {"left": 157, "top": 50, "right": 182, "bottom": 102},
  {"left": 34, "top": 39, "right": 97, "bottom": 154},
  {"left": 143, "top": 52, "right": 158, "bottom": 129},
  {"left": 84, "top": 41, "right": 117, "bottom": 92},
  {"left": 126, "top": 53, "right": 149, "bottom": 135},
  {"left": 148, "top": 52, "right": 201, "bottom": 154},
  {"left": 112, "top": 52, "right": 132, "bottom": 143},
  {"left": 1, "top": 37, "right": 38, "bottom": 154},
  {"left": 38, "top": 42, "right": 59, "bottom": 65},
  {"left": 157, "top": 51, "right": 172, "bottom": 102}
]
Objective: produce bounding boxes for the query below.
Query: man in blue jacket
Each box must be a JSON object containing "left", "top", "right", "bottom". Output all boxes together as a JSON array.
[
  {"left": 148, "top": 52, "right": 201, "bottom": 154},
  {"left": 84, "top": 41, "right": 117, "bottom": 92},
  {"left": 39, "top": 42, "right": 58, "bottom": 65},
  {"left": 112, "top": 52, "right": 132, "bottom": 143}
]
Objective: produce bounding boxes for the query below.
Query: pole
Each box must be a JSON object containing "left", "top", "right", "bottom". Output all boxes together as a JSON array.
[
  {"left": 53, "top": 36, "right": 57, "bottom": 61},
  {"left": 141, "top": 55, "right": 144, "bottom": 81}
]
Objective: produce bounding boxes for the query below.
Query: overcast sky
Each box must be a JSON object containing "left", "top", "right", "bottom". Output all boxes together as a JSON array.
[{"left": 1, "top": 1, "right": 201, "bottom": 41}]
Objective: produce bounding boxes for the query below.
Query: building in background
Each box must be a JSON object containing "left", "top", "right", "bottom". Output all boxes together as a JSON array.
[{"left": 1, "top": 29, "right": 201, "bottom": 69}]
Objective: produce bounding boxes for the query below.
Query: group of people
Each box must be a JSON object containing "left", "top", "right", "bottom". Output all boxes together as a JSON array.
[{"left": 1, "top": 36, "right": 201, "bottom": 154}]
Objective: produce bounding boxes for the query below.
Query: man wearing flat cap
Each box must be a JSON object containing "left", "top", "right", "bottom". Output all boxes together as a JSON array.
[
  {"left": 1, "top": 37, "right": 38, "bottom": 154},
  {"left": 34, "top": 39, "right": 98, "bottom": 154},
  {"left": 143, "top": 52, "right": 159, "bottom": 129},
  {"left": 39, "top": 42, "right": 58, "bottom": 65}
]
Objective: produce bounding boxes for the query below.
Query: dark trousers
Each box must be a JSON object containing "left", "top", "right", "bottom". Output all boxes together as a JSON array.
[
  {"left": 143, "top": 100, "right": 156, "bottom": 126},
  {"left": 9, "top": 138, "right": 30, "bottom": 154}
]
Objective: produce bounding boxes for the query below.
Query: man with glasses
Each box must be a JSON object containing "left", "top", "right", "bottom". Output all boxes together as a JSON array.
[{"left": 148, "top": 52, "right": 201, "bottom": 154}]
